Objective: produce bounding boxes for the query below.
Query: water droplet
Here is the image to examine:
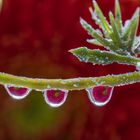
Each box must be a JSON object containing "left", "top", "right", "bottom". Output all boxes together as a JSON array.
[
  {"left": 86, "top": 86, "right": 114, "bottom": 106},
  {"left": 136, "top": 62, "right": 140, "bottom": 71},
  {"left": 43, "top": 89, "right": 68, "bottom": 107},
  {"left": 4, "top": 85, "right": 31, "bottom": 100}
]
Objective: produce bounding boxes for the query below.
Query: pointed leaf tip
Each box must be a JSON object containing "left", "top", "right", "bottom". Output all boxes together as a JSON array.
[
  {"left": 92, "top": 0, "right": 97, "bottom": 5},
  {"left": 79, "top": 17, "right": 85, "bottom": 25},
  {"left": 134, "top": 8, "right": 140, "bottom": 19},
  {"left": 69, "top": 47, "right": 87, "bottom": 54},
  {"left": 69, "top": 47, "right": 86, "bottom": 55},
  {"left": 68, "top": 49, "right": 75, "bottom": 54},
  {"left": 115, "top": 0, "right": 120, "bottom": 9},
  {"left": 123, "top": 7, "right": 140, "bottom": 52},
  {"left": 115, "top": 0, "right": 122, "bottom": 33},
  {"left": 92, "top": 0, "right": 111, "bottom": 36},
  {"left": 87, "top": 39, "right": 103, "bottom": 46},
  {"left": 79, "top": 17, "right": 89, "bottom": 28}
]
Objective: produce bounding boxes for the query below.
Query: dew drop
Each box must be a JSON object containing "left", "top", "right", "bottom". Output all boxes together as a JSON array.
[
  {"left": 86, "top": 86, "right": 114, "bottom": 106},
  {"left": 4, "top": 85, "right": 31, "bottom": 100},
  {"left": 43, "top": 89, "right": 68, "bottom": 107},
  {"left": 136, "top": 62, "right": 140, "bottom": 71}
]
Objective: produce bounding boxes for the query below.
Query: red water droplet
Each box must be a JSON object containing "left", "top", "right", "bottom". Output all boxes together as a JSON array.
[
  {"left": 43, "top": 89, "right": 68, "bottom": 107},
  {"left": 86, "top": 86, "right": 114, "bottom": 106},
  {"left": 5, "top": 85, "right": 31, "bottom": 100}
]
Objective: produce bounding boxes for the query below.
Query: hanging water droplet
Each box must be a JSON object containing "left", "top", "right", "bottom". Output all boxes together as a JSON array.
[
  {"left": 86, "top": 86, "right": 114, "bottom": 106},
  {"left": 4, "top": 85, "right": 31, "bottom": 100},
  {"left": 43, "top": 89, "right": 68, "bottom": 107},
  {"left": 136, "top": 62, "right": 140, "bottom": 71}
]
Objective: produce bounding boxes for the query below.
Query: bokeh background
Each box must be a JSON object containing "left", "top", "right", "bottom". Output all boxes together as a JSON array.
[{"left": 0, "top": 0, "right": 140, "bottom": 139}]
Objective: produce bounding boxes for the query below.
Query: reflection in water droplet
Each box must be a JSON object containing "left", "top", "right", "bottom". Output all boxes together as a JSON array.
[
  {"left": 43, "top": 89, "right": 68, "bottom": 107},
  {"left": 86, "top": 86, "right": 114, "bottom": 106},
  {"left": 4, "top": 85, "right": 31, "bottom": 100}
]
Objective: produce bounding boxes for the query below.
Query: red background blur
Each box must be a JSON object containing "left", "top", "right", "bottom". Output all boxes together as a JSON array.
[{"left": 0, "top": 0, "right": 140, "bottom": 140}]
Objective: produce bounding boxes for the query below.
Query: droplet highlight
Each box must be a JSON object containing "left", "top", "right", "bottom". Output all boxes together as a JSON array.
[
  {"left": 43, "top": 89, "right": 68, "bottom": 107},
  {"left": 136, "top": 62, "right": 140, "bottom": 71},
  {"left": 86, "top": 86, "right": 114, "bottom": 106},
  {"left": 4, "top": 85, "right": 31, "bottom": 100}
]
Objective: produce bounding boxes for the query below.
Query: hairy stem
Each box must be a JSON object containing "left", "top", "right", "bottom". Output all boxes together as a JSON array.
[{"left": 0, "top": 72, "right": 140, "bottom": 91}]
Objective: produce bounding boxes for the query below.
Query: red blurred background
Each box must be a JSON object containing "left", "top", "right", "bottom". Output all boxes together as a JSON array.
[{"left": 0, "top": 0, "right": 140, "bottom": 140}]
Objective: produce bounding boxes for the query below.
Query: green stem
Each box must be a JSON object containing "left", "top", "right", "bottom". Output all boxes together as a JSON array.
[{"left": 0, "top": 72, "right": 140, "bottom": 91}]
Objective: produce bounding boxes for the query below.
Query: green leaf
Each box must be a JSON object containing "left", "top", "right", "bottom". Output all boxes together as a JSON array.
[
  {"left": 109, "top": 12, "right": 123, "bottom": 49},
  {"left": 89, "top": 7, "right": 108, "bottom": 37},
  {"left": 132, "top": 36, "right": 140, "bottom": 54},
  {"left": 87, "top": 39, "right": 103, "bottom": 46},
  {"left": 92, "top": 0, "right": 111, "bottom": 37},
  {"left": 128, "top": 9, "right": 139, "bottom": 52},
  {"left": 123, "top": 8, "right": 140, "bottom": 48},
  {"left": 115, "top": 0, "right": 122, "bottom": 33},
  {"left": 80, "top": 18, "right": 115, "bottom": 51},
  {"left": 80, "top": 18, "right": 132, "bottom": 55},
  {"left": 70, "top": 47, "right": 140, "bottom": 65}
]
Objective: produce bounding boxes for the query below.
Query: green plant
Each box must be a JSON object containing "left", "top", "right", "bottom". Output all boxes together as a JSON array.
[{"left": 1, "top": 0, "right": 140, "bottom": 107}]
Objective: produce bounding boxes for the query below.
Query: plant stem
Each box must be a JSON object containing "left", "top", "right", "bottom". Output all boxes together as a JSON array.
[{"left": 0, "top": 72, "right": 140, "bottom": 91}]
